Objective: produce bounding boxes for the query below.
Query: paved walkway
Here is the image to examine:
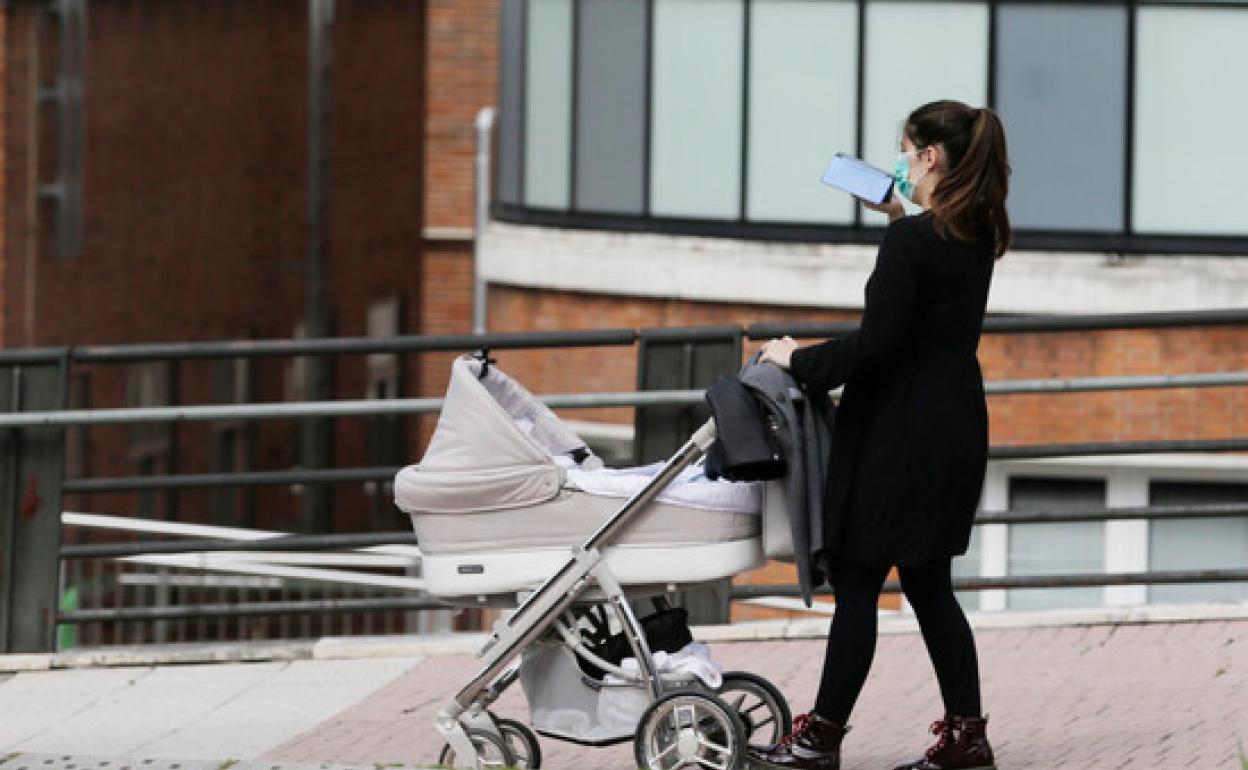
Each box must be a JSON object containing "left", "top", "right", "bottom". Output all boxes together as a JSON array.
[{"left": 2, "top": 617, "right": 1246, "bottom": 769}]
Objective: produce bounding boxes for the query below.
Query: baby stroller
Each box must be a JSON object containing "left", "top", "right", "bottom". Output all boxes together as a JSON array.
[{"left": 394, "top": 355, "right": 793, "bottom": 770}]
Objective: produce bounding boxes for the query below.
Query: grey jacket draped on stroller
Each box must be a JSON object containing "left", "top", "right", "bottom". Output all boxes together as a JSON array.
[{"left": 707, "top": 358, "right": 835, "bottom": 606}]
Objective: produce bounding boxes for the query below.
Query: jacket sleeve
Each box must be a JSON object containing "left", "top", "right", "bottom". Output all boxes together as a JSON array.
[{"left": 788, "top": 218, "right": 922, "bottom": 393}]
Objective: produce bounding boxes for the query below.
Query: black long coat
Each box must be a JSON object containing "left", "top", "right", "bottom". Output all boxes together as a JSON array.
[{"left": 788, "top": 211, "right": 994, "bottom": 568}]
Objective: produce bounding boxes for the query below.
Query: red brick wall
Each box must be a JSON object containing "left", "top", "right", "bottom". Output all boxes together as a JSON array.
[
  {"left": 980, "top": 327, "right": 1248, "bottom": 448},
  {"left": 423, "top": 0, "right": 498, "bottom": 231},
  {"left": 1, "top": 1, "right": 426, "bottom": 532},
  {"left": 413, "top": 241, "right": 475, "bottom": 450},
  {"left": 482, "top": 285, "right": 1248, "bottom": 452}
]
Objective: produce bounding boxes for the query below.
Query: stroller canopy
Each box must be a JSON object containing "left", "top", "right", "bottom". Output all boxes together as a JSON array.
[{"left": 394, "top": 355, "right": 599, "bottom": 515}]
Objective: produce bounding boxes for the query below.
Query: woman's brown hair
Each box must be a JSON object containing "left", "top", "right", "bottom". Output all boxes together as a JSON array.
[{"left": 905, "top": 100, "right": 1012, "bottom": 260}]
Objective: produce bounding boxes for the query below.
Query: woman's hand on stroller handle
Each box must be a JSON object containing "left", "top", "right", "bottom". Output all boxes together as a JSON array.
[{"left": 759, "top": 336, "right": 798, "bottom": 370}]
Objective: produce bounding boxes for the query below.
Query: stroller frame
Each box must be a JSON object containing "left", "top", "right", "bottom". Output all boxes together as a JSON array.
[{"left": 436, "top": 418, "right": 721, "bottom": 767}]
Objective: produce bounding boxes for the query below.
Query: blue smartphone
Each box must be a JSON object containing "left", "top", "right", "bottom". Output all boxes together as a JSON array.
[{"left": 819, "top": 153, "right": 894, "bottom": 205}]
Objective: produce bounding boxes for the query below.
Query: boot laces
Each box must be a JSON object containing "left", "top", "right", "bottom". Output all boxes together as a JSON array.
[
  {"left": 778, "top": 712, "right": 815, "bottom": 748},
  {"left": 925, "top": 718, "right": 955, "bottom": 758}
]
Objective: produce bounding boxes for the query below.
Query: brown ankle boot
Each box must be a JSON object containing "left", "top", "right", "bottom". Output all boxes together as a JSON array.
[
  {"left": 748, "top": 711, "right": 851, "bottom": 770},
  {"left": 891, "top": 714, "right": 996, "bottom": 770}
]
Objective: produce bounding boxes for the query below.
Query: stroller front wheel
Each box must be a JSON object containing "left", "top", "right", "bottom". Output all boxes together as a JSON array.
[
  {"left": 633, "top": 689, "right": 747, "bottom": 770},
  {"left": 492, "top": 715, "right": 542, "bottom": 769},
  {"left": 717, "top": 671, "right": 793, "bottom": 749},
  {"left": 437, "top": 726, "right": 515, "bottom": 770}
]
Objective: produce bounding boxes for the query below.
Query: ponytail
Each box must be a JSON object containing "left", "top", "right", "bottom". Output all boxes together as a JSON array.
[{"left": 905, "top": 101, "right": 1012, "bottom": 260}]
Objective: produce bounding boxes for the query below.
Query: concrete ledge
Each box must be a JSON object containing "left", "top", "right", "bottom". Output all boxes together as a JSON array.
[
  {"left": 311, "top": 632, "right": 489, "bottom": 660},
  {"left": 0, "top": 641, "right": 317, "bottom": 673},
  {"left": 0, "top": 633, "right": 490, "bottom": 672},
  {"left": 0, "top": 754, "right": 433, "bottom": 770},
  {"left": 0, "top": 654, "right": 54, "bottom": 672},
  {"left": 480, "top": 219, "right": 1248, "bottom": 314},
  {"left": 702, "top": 601, "right": 1248, "bottom": 643},
  {"left": 4, "top": 602, "right": 1245, "bottom": 671}
]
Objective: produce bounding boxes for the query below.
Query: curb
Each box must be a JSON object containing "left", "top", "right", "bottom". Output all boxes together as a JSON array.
[
  {"left": 3, "top": 602, "right": 1246, "bottom": 672},
  {"left": 0, "top": 754, "right": 436, "bottom": 770}
]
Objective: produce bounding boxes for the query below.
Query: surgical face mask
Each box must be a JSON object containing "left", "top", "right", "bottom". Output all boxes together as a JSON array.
[
  {"left": 893, "top": 148, "right": 930, "bottom": 203},
  {"left": 893, "top": 153, "right": 915, "bottom": 199}
]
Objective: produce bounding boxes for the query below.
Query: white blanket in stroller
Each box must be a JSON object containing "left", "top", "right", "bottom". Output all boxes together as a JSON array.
[{"left": 562, "top": 460, "right": 761, "bottom": 515}]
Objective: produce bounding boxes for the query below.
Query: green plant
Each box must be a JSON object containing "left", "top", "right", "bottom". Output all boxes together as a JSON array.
[
  {"left": 217, "top": 759, "right": 239, "bottom": 770},
  {"left": 1238, "top": 738, "right": 1247, "bottom": 770}
]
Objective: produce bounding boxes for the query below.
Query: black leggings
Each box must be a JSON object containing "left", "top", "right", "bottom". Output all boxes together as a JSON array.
[{"left": 813, "top": 554, "right": 983, "bottom": 726}]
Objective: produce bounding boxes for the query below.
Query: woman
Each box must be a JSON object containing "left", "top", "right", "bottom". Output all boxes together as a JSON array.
[{"left": 751, "top": 100, "right": 1010, "bottom": 770}]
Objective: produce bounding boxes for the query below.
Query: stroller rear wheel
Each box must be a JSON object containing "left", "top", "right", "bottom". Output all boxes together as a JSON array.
[
  {"left": 633, "top": 689, "right": 747, "bottom": 770},
  {"left": 437, "top": 726, "right": 515, "bottom": 770},
  {"left": 492, "top": 715, "right": 542, "bottom": 769},
  {"left": 717, "top": 671, "right": 793, "bottom": 749}
]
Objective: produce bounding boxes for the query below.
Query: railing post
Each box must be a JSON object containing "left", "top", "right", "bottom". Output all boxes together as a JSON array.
[
  {"left": 0, "top": 353, "right": 69, "bottom": 653},
  {"left": 302, "top": 0, "right": 336, "bottom": 535},
  {"left": 634, "top": 327, "right": 743, "bottom": 625}
]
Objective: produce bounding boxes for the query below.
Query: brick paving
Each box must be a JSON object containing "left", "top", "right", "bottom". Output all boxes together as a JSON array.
[{"left": 262, "top": 618, "right": 1248, "bottom": 769}]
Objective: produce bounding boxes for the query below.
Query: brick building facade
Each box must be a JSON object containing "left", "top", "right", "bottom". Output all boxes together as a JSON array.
[
  {"left": 0, "top": 0, "right": 431, "bottom": 535},
  {"left": 0, "top": 0, "right": 1244, "bottom": 631}
]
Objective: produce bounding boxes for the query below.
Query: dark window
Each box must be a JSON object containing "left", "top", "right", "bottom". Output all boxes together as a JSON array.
[
  {"left": 1007, "top": 476, "right": 1105, "bottom": 610},
  {"left": 1148, "top": 481, "right": 1248, "bottom": 604},
  {"left": 996, "top": 4, "right": 1127, "bottom": 231}
]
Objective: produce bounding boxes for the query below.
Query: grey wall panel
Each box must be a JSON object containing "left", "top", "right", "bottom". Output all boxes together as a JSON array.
[
  {"left": 524, "top": 0, "right": 573, "bottom": 208},
  {"left": 996, "top": 4, "right": 1126, "bottom": 231},
  {"left": 649, "top": 0, "right": 745, "bottom": 219},
  {"left": 497, "top": 0, "right": 525, "bottom": 205},
  {"left": 574, "top": 0, "right": 647, "bottom": 214},
  {"left": 747, "top": 0, "right": 858, "bottom": 224},
  {"left": 861, "top": 1, "right": 989, "bottom": 227},
  {"left": 1133, "top": 7, "right": 1248, "bottom": 235}
]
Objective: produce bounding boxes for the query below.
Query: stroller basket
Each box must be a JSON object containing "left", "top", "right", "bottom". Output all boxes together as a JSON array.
[{"left": 576, "top": 607, "right": 694, "bottom": 681}]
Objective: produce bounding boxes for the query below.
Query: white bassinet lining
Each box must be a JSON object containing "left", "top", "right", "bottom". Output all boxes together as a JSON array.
[{"left": 562, "top": 460, "right": 760, "bottom": 514}]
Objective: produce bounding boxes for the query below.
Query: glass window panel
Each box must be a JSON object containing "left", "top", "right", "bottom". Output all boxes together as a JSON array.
[
  {"left": 1133, "top": 7, "right": 1248, "bottom": 235},
  {"left": 650, "top": 0, "right": 745, "bottom": 219},
  {"left": 1148, "top": 482, "right": 1248, "bottom": 605},
  {"left": 1007, "top": 477, "right": 1105, "bottom": 611},
  {"left": 746, "top": 0, "right": 857, "bottom": 224},
  {"left": 524, "top": 0, "right": 573, "bottom": 209},
  {"left": 574, "top": 0, "right": 647, "bottom": 214},
  {"left": 497, "top": 0, "right": 525, "bottom": 205},
  {"left": 861, "top": 2, "right": 989, "bottom": 227},
  {"left": 995, "top": 4, "right": 1126, "bottom": 231}
]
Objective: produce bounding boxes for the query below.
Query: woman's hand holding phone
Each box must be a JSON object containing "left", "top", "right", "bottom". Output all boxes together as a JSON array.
[{"left": 860, "top": 189, "right": 905, "bottom": 222}]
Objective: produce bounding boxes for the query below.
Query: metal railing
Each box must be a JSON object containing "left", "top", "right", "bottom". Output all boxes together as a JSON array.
[
  {"left": 3, "top": 308, "right": 1248, "bottom": 652},
  {"left": 56, "top": 513, "right": 445, "bottom": 645}
]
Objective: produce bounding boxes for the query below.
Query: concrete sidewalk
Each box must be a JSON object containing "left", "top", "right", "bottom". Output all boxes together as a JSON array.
[{"left": 2, "top": 615, "right": 1246, "bottom": 769}]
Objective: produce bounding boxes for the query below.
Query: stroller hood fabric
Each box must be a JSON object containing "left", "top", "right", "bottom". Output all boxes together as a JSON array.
[{"left": 394, "top": 355, "right": 598, "bottom": 515}]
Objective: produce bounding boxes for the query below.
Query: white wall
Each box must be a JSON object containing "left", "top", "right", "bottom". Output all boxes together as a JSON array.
[{"left": 479, "top": 221, "right": 1248, "bottom": 314}]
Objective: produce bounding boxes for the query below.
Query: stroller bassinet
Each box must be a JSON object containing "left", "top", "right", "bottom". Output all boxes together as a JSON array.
[
  {"left": 395, "top": 356, "right": 766, "bottom": 598},
  {"left": 394, "top": 356, "right": 792, "bottom": 770}
]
